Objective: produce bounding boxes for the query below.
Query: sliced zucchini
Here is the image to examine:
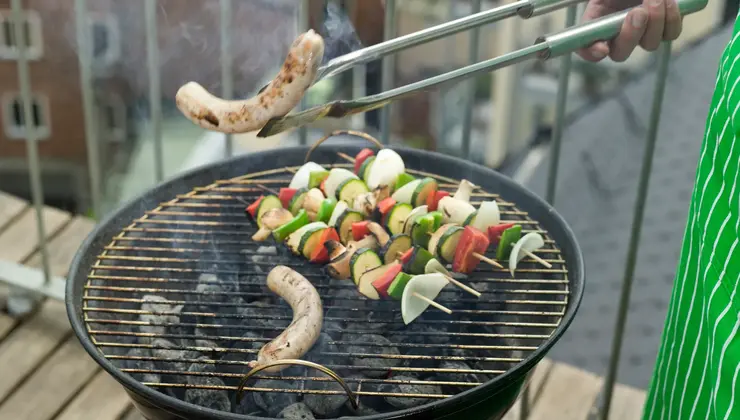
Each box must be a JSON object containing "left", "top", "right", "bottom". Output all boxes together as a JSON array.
[
  {"left": 380, "top": 234, "right": 413, "bottom": 264},
  {"left": 463, "top": 210, "right": 477, "bottom": 227},
  {"left": 327, "top": 200, "right": 349, "bottom": 226},
  {"left": 403, "top": 205, "right": 429, "bottom": 236},
  {"left": 410, "top": 177, "right": 438, "bottom": 208},
  {"left": 350, "top": 248, "right": 383, "bottom": 285},
  {"left": 359, "top": 156, "right": 375, "bottom": 182},
  {"left": 391, "top": 179, "right": 421, "bottom": 204},
  {"left": 428, "top": 223, "right": 455, "bottom": 257},
  {"left": 437, "top": 225, "right": 465, "bottom": 264},
  {"left": 299, "top": 226, "right": 329, "bottom": 259},
  {"left": 288, "top": 188, "right": 308, "bottom": 214},
  {"left": 336, "top": 210, "right": 365, "bottom": 244},
  {"left": 255, "top": 195, "right": 282, "bottom": 228},
  {"left": 337, "top": 178, "right": 370, "bottom": 203},
  {"left": 385, "top": 203, "right": 413, "bottom": 236},
  {"left": 325, "top": 168, "right": 358, "bottom": 199},
  {"left": 357, "top": 264, "right": 389, "bottom": 300},
  {"left": 394, "top": 173, "right": 416, "bottom": 191},
  {"left": 286, "top": 222, "right": 327, "bottom": 256}
]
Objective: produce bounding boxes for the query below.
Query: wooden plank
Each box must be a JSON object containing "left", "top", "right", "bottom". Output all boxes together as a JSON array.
[
  {"left": 54, "top": 371, "right": 131, "bottom": 420},
  {"left": 527, "top": 362, "right": 604, "bottom": 420},
  {"left": 0, "top": 192, "right": 28, "bottom": 231},
  {"left": 0, "top": 205, "right": 69, "bottom": 263},
  {"left": 24, "top": 217, "right": 96, "bottom": 274},
  {"left": 607, "top": 384, "right": 647, "bottom": 420},
  {"left": 501, "top": 358, "right": 554, "bottom": 420},
  {"left": 0, "top": 336, "right": 98, "bottom": 420}
]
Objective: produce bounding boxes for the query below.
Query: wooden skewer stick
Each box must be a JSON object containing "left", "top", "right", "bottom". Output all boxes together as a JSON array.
[
  {"left": 443, "top": 275, "right": 481, "bottom": 298},
  {"left": 337, "top": 152, "right": 355, "bottom": 163},
  {"left": 285, "top": 167, "right": 297, "bottom": 174},
  {"left": 256, "top": 184, "right": 279, "bottom": 195},
  {"left": 471, "top": 252, "right": 504, "bottom": 269},
  {"left": 412, "top": 292, "right": 453, "bottom": 314},
  {"left": 522, "top": 249, "right": 552, "bottom": 268}
]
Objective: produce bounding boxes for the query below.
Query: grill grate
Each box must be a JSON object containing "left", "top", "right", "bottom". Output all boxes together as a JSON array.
[{"left": 82, "top": 163, "right": 569, "bottom": 416}]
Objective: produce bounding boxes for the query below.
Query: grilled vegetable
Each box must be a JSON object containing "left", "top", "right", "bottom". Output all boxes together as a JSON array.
[
  {"left": 373, "top": 184, "right": 392, "bottom": 202},
  {"left": 495, "top": 225, "right": 522, "bottom": 260},
  {"left": 279, "top": 188, "right": 298, "bottom": 208},
  {"left": 367, "top": 222, "right": 391, "bottom": 247},
  {"left": 468, "top": 201, "right": 501, "bottom": 232},
  {"left": 356, "top": 263, "right": 392, "bottom": 300},
  {"left": 354, "top": 148, "right": 375, "bottom": 174},
  {"left": 327, "top": 200, "right": 349, "bottom": 226},
  {"left": 352, "top": 191, "right": 376, "bottom": 216},
  {"left": 410, "top": 177, "right": 438, "bottom": 208},
  {"left": 487, "top": 222, "right": 516, "bottom": 245},
  {"left": 351, "top": 221, "right": 371, "bottom": 241},
  {"left": 394, "top": 173, "right": 416, "bottom": 191},
  {"left": 452, "top": 179, "right": 477, "bottom": 202},
  {"left": 302, "top": 188, "right": 326, "bottom": 220},
  {"left": 337, "top": 178, "right": 370, "bottom": 203},
  {"left": 438, "top": 196, "right": 476, "bottom": 224},
  {"left": 351, "top": 248, "right": 383, "bottom": 285},
  {"left": 316, "top": 197, "right": 337, "bottom": 223},
  {"left": 391, "top": 179, "right": 421, "bottom": 204},
  {"left": 272, "top": 209, "right": 310, "bottom": 242},
  {"left": 373, "top": 197, "right": 397, "bottom": 224},
  {"left": 432, "top": 224, "right": 464, "bottom": 264},
  {"left": 289, "top": 162, "right": 326, "bottom": 189},
  {"left": 509, "top": 232, "right": 545, "bottom": 276},
  {"left": 324, "top": 168, "right": 358, "bottom": 199},
  {"left": 288, "top": 188, "right": 309, "bottom": 214},
  {"left": 308, "top": 170, "right": 330, "bottom": 189},
  {"left": 367, "top": 149, "right": 405, "bottom": 189},
  {"left": 309, "top": 228, "right": 340, "bottom": 263},
  {"left": 403, "top": 246, "right": 435, "bottom": 275},
  {"left": 371, "top": 262, "right": 404, "bottom": 298},
  {"left": 336, "top": 210, "right": 364, "bottom": 244},
  {"left": 380, "top": 234, "right": 412, "bottom": 264},
  {"left": 410, "top": 212, "right": 442, "bottom": 248},
  {"left": 401, "top": 273, "right": 449, "bottom": 324},
  {"left": 325, "top": 240, "right": 354, "bottom": 280},
  {"left": 254, "top": 195, "right": 282, "bottom": 227},
  {"left": 286, "top": 222, "right": 327, "bottom": 256},
  {"left": 252, "top": 208, "right": 294, "bottom": 241},
  {"left": 453, "top": 226, "right": 491, "bottom": 274},
  {"left": 425, "top": 258, "right": 453, "bottom": 277},
  {"left": 385, "top": 203, "right": 413, "bottom": 236},
  {"left": 246, "top": 195, "right": 265, "bottom": 220},
  {"left": 427, "top": 190, "right": 449, "bottom": 212},
  {"left": 402, "top": 205, "right": 429, "bottom": 235},
  {"left": 387, "top": 272, "right": 413, "bottom": 300},
  {"left": 358, "top": 156, "right": 375, "bottom": 182}
]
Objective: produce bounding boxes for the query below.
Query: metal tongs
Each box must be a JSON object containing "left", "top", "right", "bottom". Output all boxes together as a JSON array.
[{"left": 257, "top": 0, "right": 708, "bottom": 137}]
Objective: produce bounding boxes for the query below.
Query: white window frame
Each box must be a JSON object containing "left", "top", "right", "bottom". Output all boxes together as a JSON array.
[
  {"left": 98, "top": 94, "right": 127, "bottom": 143},
  {"left": 87, "top": 12, "right": 121, "bottom": 67},
  {"left": 2, "top": 92, "right": 51, "bottom": 140},
  {"left": 0, "top": 9, "right": 43, "bottom": 60}
]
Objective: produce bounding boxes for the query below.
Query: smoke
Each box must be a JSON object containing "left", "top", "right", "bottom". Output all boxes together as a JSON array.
[{"left": 319, "top": 2, "right": 364, "bottom": 64}]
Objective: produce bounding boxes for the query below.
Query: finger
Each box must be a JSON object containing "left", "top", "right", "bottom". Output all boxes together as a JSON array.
[
  {"left": 577, "top": 41, "right": 610, "bottom": 62},
  {"left": 663, "top": 0, "right": 682, "bottom": 40},
  {"left": 640, "top": 0, "right": 666, "bottom": 51},
  {"left": 609, "top": 8, "right": 649, "bottom": 62}
]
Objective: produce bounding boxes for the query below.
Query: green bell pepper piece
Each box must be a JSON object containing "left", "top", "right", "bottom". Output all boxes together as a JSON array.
[
  {"left": 388, "top": 272, "right": 413, "bottom": 300},
  {"left": 316, "top": 197, "right": 337, "bottom": 223},
  {"left": 496, "top": 225, "right": 522, "bottom": 260},
  {"left": 272, "top": 209, "right": 309, "bottom": 242}
]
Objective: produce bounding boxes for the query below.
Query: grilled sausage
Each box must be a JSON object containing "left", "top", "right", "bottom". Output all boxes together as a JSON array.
[
  {"left": 175, "top": 30, "right": 325, "bottom": 134},
  {"left": 250, "top": 265, "right": 323, "bottom": 373}
]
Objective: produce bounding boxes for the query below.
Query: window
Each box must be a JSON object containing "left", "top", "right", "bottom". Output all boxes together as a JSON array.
[
  {"left": 2, "top": 93, "right": 50, "bottom": 140},
  {"left": 0, "top": 10, "right": 42, "bottom": 60},
  {"left": 87, "top": 13, "right": 120, "bottom": 66},
  {"left": 98, "top": 94, "right": 127, "bottom": 143}
]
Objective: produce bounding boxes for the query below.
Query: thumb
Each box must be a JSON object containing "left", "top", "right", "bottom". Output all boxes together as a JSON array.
[{"left": 575, "top": 2, "right": 613, "bottom": 61}]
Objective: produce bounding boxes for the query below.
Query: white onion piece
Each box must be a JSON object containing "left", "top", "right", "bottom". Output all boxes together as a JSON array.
[
  {"left": 471, "top": 200, "right": 500, "bottom": 232},
  {"left": 403, "top": 205, "right": 428, "bottom": 235},
  {"left": 289, "top": 162, "right": 325, "bottom": 189},
  {"left": 401, "top": 273, "right": 449, "bottom": 325},
  {"left": 327, "top": 200, "right": 349, "bottom": 227},
  {"left": 324, "top": 168, "right": 358, "bottom": 199},
  {"left": 509, "top": 232, "right": 545, "bottom": 276},
  {"left": 452, "top": 179, "right": 478, "bottom": 202},
  {"left": 391, "top": 179, "right": 421, "bottom": 204},
  {"left": 438, "top": 196, "right": 475, "bottom": 224},
  {"left": 424, "top": 258, "right": 452, "bottom": 277},
  {"left": 367, "top": 149, "right": 405, "bottom": 189}
]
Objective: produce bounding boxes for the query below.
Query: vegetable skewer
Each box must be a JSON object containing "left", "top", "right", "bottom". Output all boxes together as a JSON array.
[{"left": 412, "top": 292, "right": 452, "bottom": 314}]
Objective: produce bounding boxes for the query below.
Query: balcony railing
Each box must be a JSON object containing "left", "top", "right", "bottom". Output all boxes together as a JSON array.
[{"left": 0, "top": 0, "right": 707, "bottom": 418}]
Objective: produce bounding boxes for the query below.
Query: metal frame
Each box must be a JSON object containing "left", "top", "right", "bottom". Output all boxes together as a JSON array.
[{"left": 0, "top": 0, "right": 710, "bottom": 418}]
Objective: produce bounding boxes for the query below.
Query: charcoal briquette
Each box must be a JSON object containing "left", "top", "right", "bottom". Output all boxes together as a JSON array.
[
  {"left": 380, "top": 375, "right": 442, "bottom": 409},
  {"left": 183, "top": 377, "right": 231, "bottom": 412},
  {"left": 187, "top": 356, "right": 217, "bottom": 385},
  {"left": 279, "top": 402, "right": 315, "bottom": 419},
  {"left": 252, "top": 379, "right": 300, "bottom": 417},
  {"left": 346, "top": 334, "right": 400, "bottom": 378},
  {"left": 438, "top": 360, "right": 484, "bottom": 387},
  {"left": 303, "top": 372, "right": 348, "bottom": 417},
  {"left": 151, "top": 338, "right": 189, "bottom": 373},
  {"left": 120, "top": 348, "right": 161, "bottom": 383},
  {"left": 139, "top": 295, "right": 182, "bottom": 342},
  {"left": 305, "top": 332, "right": 342, "bottom": 364}
]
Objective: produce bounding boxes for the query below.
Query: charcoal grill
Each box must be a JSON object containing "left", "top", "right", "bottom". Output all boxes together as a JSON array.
[{"left": 66, "top": 132, "right": 584, "bottom": 420}]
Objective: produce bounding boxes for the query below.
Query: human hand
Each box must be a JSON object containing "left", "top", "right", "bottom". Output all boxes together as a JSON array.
[{"left": 577, "top": 0, "right": 683, "bottom": 62}]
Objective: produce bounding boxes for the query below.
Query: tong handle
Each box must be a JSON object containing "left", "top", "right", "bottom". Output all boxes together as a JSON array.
[{"left": 537, "top": 0, "right": 708, "bottom": 58}]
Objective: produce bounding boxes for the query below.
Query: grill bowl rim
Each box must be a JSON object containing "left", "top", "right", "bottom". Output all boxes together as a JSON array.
[{"left": 66, "top": 144, "right": 585, "bottom": 420}]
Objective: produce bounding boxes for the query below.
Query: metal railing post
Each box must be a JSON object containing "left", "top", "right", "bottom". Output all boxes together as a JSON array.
[
  {"left": 8, "top": 0, "right": 51, "bottom": 315},
  {"left": 74, "top": 0, "right": 101, "bottom": 218},
  {"left": 145, "top": 0, "right": 164, "bottom": 183},
  {"left": 599, "top": 41, "right": 672, "bottom": 420},
  {"left": 461, "top": 0, "right": 483, "bottom": 159},
  {"left": 220, "top": 0, "right": 234, "bottom": 157},
  {"left": 380, "top": 0, "right": 397, "bottom": 144}
]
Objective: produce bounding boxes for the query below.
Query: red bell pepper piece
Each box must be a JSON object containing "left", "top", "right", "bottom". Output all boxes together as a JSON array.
[
  {"left": 310, "top": 228, "right": 340, "bottom": 264},
  {"left": 372, "top": 262, "right": 404, "bottom": 298},
  {"left": 352, "top": 221, "right": 371, "bottom": 241},
  {"left": 399, "top": 248, "right": 415, "bottom": 265},
  {"left": 320, "top": 178, "right": 327, "bottom": 195},
  {"left": 377, "top": 197, "right": 396, "bottom": 215},
  {"left": 354, "top": 148, "right": 375, "bottom": 174},
  {"left": 278, "top": 188, "right": 298, "bottom": 208},
  {"left": 246, "top": 195, "right": 264, "bottom": 219},
  {"left": 453, "top": 226, "right": 491, "bottom": 274},
  {"left": 487, "top": 223, "right": 516, "bottom": 246},
  {"left": 427, "top": 190, "right": 450, "bottom": 212}
]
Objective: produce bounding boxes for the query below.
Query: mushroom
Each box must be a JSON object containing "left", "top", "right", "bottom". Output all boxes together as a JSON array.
[
  {"left": 325, "top": 235, "right": 379, "bottom": 280},
  {"left": 303, "top": 188, "right": 325, "bottom": 219},
  {"left": 452, "top": 179, "right": 478, "bottom": 202},
  {"left": 437, "top": 196, "right": 476, "bottom": 224},
  {"left": 367, "top": 222, "right": 391, "bottom": 247},
  {"left": 352, "top": 191, "right": 376, "bottom": 216},
  {"left": 252, "top": 208, "right": 294, "bottom": 241}
]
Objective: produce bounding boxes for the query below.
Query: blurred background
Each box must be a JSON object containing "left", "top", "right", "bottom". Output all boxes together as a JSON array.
[{"left": 0, "top": 0, "right": 735, "bottom": 402}]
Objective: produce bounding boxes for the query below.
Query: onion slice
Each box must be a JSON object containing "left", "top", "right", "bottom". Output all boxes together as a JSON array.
[
  {"left": 424, "top": 258, "right": 452, "bottom": 277},
  {"left": 327, "top": 200, "right": 349, "bottom": 227},
  {"left": 471, "top": 200, "right": 500, "bottom": 232},
  {"left": 452, "top": 179, "right": 477, "bottom": 202},
  {"left": 401, "top": 273, "right": 449, "bottom": 325},
  {"left": 324, "top": 168, "right": 358, "bottom": 199},
  {"left": 438, "top": 196, "right": 475, "bottom": 224},
  {"left": 402, "top": 205, "right": 428, "bottom": 235},
  {"left": 289, "top": 162, "right": 325, "bottom": 189},
  {"left": 509, "top": 232, "right": 545, "bottom": 276},
  {"left": 391, "top": 179, "right": 421, "bottom": 204},
  {"left": 367, "top": 149, "right": 405, "bottom": 189}
]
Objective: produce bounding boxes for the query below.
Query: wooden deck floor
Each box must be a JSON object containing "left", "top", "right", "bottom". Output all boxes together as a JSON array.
[{"left": 0, "top": 191, "right": 646, "bottom": 420}]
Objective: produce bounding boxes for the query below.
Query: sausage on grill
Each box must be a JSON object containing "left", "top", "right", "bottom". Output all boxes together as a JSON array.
[
  {"left": 250, "top": 265, "right": 323, "bottom": 373},
  {"left": 175, "top": 30, "right": 325, "bottom": 134}
]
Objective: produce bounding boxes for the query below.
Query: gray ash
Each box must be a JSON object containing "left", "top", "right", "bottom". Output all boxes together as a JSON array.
[
  {"left": 303, "top": 372, "right": 348, "bottom": 417},
  {"left": 279, "top": 402, "right": 315, "bottom": 419},
  {"left": 252, "top": 379, "right": 301, "bottom": 417},
  {"left": 380, "top": 375, "right": 442, "bottom": 409},
  {"left": 305, "top": 333, "right": 342, "bottom": 365},
  {"left": 238, "top": 300, "right": 290, "bottom": 336},
  {"left": 139, "top": 295, "right": 183, "bottom": 343},
  {"left": 151, "top": 338, "right": 190, "bottom": 374},
  {"left": 184, "top": 377, "right": 231, "bottom": 412},
  {"left": 120, "top": 347, "right": 161, "bottom": 384},
  {"left": 436, "top": 361, "right": 485, "bottom": 393},
  {"left": 346, "top": 334, "right": 400, "bottom": 378},
  {"left": 219, "top": 332, "right": 264, "bottom": 385}
]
